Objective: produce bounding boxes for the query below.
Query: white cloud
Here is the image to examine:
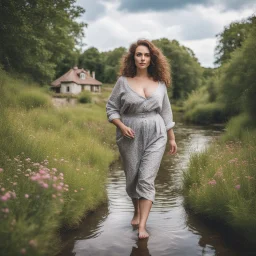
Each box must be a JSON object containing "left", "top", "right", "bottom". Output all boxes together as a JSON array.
[{"left": 79, "top": 0, "right": 255, "bottom": 67}]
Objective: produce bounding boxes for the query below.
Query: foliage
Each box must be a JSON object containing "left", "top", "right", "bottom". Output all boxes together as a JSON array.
[
  {"left": 0, "top": 0, "right": 86, "bottom": 84},
  {"left": 219, "top": 22, "right": 256, "bottom": 118},
  {"left": 0, "top": 69, "right": 118, "bottom": 255},
  {"left": 215, "top": 14, "right": 255, "bottom": 65},
  {"left": 183, "top": 126, "right": 256, "bottom": 244},
  {"left": 78, "top": 91, "right": 92, "bottom": 104},
  {"left": 17, "top": 90, "right": 52, "bottom": 110},
  {"left": 153, "top": 38, "right": 203, "bottom": 99},
  {"left": 78, "top": 47, "right": 104, "bottom": 82}
]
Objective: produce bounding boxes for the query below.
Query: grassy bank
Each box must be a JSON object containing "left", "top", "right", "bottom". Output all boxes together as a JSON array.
[
  {"left": 0, "top": 69, "right": 118, "bottom": 255},
  {"left": 183, "top": 114, "right": 256, "bottom": 245}
]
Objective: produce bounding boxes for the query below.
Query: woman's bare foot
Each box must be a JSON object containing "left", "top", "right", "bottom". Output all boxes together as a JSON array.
[
  {"left": 131, "top": 213, "right": 140, "bottom": 225},
  {"left": 138, "top": 226, "right": 149, "bottom": 239}
]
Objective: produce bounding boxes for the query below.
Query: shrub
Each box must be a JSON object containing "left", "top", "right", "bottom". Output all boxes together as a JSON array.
[
  {"left": 78, "top": 91, "right": 92, "bottom": 104},
  {"left": 185, "top": 102, "right": 226, "bottom": 124},
  {"left": 17, "top": 90, "right": 52, "bottom": 110}
]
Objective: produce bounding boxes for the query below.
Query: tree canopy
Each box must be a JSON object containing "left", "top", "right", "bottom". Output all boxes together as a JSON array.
[{"left": 0, "top": 0, "right": 86, "bottom": 84}]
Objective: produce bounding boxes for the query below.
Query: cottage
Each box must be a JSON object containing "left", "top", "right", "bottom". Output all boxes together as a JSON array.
[{"left": 51, "top": 67, "right": 102, "bottom": 94}]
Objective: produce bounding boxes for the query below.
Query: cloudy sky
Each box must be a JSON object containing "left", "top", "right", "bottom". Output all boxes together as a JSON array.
[{"left": 77, "top": 0, "right": 255, "bottom": 67}]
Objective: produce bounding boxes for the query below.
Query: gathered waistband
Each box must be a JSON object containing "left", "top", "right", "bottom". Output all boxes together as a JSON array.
[{"left": 122, "top": 110, "right": 158, "bottom": 118}]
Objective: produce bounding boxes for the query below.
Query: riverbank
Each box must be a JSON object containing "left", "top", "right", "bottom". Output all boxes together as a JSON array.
[
  {"left": 182, "top": 114, "right": 256, "bottom": 246},
  {"left": 0, "top": 69, "right": 119, "bottom": 255}
]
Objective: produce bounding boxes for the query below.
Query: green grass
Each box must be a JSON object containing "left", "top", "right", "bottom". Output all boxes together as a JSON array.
[
  {"left": 0, "top": 68, "right": 118, "bottom": 255},
  {"left": 182, "top": 116, "right": 256, "bottom": 244}
]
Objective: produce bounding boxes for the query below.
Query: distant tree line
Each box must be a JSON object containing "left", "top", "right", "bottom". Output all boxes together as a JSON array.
[
  {"left": 184, "top": 14, "right": 256, "bottom": 124},
  {"left": 0, "top": 0, "right": 206, "bottom": 101}
]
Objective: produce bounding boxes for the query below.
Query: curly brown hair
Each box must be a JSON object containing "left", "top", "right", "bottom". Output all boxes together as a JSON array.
[{"left": 119, "top": 39, "right": 171, "bottom": 87}]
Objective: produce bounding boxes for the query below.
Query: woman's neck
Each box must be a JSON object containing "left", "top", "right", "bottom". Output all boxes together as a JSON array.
[{"left": 135, "top": 68, "right": 150, "bottom": 78}]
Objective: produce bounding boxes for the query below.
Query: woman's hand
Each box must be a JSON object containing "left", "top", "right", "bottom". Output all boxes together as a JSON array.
[
  {"left": 168, "top": 139, "right": 177, "bottom": 155},
  {"left": 121, "top": 125, "right": 135, "bottom": 139}
]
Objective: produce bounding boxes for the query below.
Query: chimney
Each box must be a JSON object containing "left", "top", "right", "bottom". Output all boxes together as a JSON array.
[{"left": 92, "top": 71, "right": 95, "bottom": 79}]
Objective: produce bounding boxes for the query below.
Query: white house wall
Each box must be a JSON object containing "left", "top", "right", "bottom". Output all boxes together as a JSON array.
[{"left": 60, "top": 83, "right": 82, "bottom": 94}]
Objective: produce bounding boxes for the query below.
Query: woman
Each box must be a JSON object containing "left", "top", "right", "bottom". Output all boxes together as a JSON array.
[{"left": 106, "top": 39, "right": 177, "bottom": 239}]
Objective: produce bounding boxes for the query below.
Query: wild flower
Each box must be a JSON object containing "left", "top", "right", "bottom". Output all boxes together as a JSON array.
[
  {"left": 25, "top": 194, "right": 29, "bottom": 198},
  {"left": 235, "top": 184, "right": 241, "bottom": 190},
  {"left": 20, "top": 248, "right": 26, "bottom": 254},
  {"left": 208, "top": 179, "right": 217, "bottom": 185},
  {"left": 214, "top": 171, "right": 223, "bottom": 178},
  {"left": 29, "top": 239, "right": 38, "bottom": 248},
  {"left": 228, "top": 158, "right": 238, "bottom": 164},
  {"left": 0, "top": 168, "right": 3, "bottom": 172}
]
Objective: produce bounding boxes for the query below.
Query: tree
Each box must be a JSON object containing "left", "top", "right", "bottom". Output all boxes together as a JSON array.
[
  {"left": 153, "top": 38, "right": 202, "bottom": 100},
  {"left": 79, "top": 47, "right": 104, "bottom": 81},
  {"left": 101, "top": 47, "right": 127, "bottom": 83},
  {"left": 0, "top": 0, "right": 86, "bottom": 84},
  {"left": 214, "top": 14, "right": 255, "bottom": 65},
  {"left": 219, "top": 22, "right": 256, "bottom": 119}
]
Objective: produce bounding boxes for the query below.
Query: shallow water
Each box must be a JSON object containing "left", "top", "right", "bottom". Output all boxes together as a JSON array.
[{"left": 58, "top": 119, "right": 252, "bottom": 256}]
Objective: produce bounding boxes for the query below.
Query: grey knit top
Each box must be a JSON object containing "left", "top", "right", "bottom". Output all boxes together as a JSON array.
[{"left": 106, "top": 76, "right": 175, "bottom": 131}]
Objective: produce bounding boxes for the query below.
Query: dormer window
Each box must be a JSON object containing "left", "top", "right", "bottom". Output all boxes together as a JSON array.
[{"left": 80, "top": 73, "right": 86, "bottom": 80}]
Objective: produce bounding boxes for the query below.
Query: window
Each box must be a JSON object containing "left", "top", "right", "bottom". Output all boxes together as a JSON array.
[
  {"left": 67, "top": 86, "right": 70, "bottom": 92},
  {"left": 80, "top": 73, "right": 86, "bottom": 80}
]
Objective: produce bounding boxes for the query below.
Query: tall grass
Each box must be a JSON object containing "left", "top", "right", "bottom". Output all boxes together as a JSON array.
[
  {"left": 0, "top": 68, "right": 118, "bottom": 255},
  {"left": 183, "top": 116, "right": 256, "bottom": 244}
]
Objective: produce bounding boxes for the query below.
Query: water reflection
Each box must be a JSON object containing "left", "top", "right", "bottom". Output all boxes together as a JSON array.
[
  {"left": 130, "top": 238, "right": 150, "bottom": 256},
  {"left": 58, "top": 119, "right": 249, "bottom": 256}
]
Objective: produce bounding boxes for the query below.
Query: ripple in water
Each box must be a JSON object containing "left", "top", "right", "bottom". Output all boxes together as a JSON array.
[{"left": 58, "top": 121, "right": 244, "bottom": 256}]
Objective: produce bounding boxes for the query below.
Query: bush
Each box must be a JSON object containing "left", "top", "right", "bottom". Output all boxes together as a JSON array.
[
  {"left": 222, "top": 113, "right": 256, "bottom": 142},
  {"left": 78, "top": 91, "right": 92, "bottom": 104},
  {"left": 17, "top": 90, "right": 52, "bottom": 110},
  {"left": 185, "top": 102, "right": 226, "bottom": 124}
]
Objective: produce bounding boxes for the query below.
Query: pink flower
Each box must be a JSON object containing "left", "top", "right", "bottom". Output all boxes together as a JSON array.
[
  {"left": 25, "top": 194, "right": 29, "bottom": 198},
  {"left": 56, "top": 185, "right": 62, "bottom": 191},
  {"left": 235, "top": 184, "right": 241, "bottom": 190},
  {"left": 0, "top": 168, "right": 3, "bottom": 173},
  {"left": 52, "top": 194, "right": 56, "bottom": 198},
  {"left": 39, "top": 169, "right": 46, "bottom": 175},
  {"left": 42, "top": 183, "right": 49, "bottom": 189},
  {"left": 208, "top": 179, "right": 217, "bottom": 185},
  {"left": 29, "top": 239, "right": 37, "bottom": 247},
  {"left": 2, "top": 208, "right": 9, "bottom": 213},
  {"left": 20, "top": 248, "right": 26, "bottom": 254}
]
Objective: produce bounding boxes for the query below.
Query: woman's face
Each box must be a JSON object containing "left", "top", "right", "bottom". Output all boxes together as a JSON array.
[{"left": 134, "top": 45, "right": 151, "bottom": 70}]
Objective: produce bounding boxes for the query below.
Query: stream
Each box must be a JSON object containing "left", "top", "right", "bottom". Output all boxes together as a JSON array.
[{"left": 58, "top": 117, "right": 250, "bottom": 256}]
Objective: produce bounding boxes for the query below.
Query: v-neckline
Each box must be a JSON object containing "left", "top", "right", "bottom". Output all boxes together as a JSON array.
[{"left": 124, "top": 76, "right": 160, "bottom": 100}]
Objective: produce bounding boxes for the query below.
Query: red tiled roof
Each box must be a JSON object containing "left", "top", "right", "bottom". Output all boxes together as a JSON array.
[{"left": 51, "top": 67, "right": 102, "bottom": 87}]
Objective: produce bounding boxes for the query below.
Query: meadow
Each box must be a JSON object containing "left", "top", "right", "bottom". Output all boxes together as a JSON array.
[
  {"left": 183, "top": 115, "right": 256, "bottom": 245},
  {"left": 0, "top": 69, "right": 118, "bottom": 255}
]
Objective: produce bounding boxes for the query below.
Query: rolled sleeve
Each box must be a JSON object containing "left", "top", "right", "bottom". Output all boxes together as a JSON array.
[
  {"left": 159, "top": 86, "right": 175, "bottom": 131},
  {"left": 106, "top": 77, "right": 122, "bottom": 123}
]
